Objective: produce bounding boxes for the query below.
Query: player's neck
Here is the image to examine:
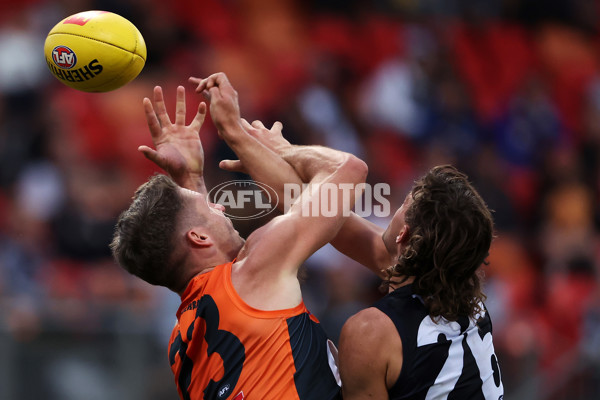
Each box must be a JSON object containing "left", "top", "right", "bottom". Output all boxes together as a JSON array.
[
  {"left": 175, "top": 253, "right": 231, "bottom": 295},
  {"left": 388, "top": 275, "right": 414, "bottom": 292}
]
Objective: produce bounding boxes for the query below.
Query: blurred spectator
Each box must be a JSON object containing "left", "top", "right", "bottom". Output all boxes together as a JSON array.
[
  {"left": 0, "top": 10, "right": 47, "bottom": 94},
  {"left": 295, "top": 53, "right": 364, "bottom": 156},
  {"left": 537, "top": 180, "right": 597, "bottom": 276},
  {"left": 492, "top": 75, "right": 563, "bottom": 169}
]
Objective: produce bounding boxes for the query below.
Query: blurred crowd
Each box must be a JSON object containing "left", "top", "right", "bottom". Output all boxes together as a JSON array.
[{"left": 0, "top": 0, "right": 599, "bottom": 399}]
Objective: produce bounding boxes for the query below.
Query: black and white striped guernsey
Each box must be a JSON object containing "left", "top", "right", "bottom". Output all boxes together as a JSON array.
[{"left": 373, "top": 284, "right": 504, "bottom": 400}]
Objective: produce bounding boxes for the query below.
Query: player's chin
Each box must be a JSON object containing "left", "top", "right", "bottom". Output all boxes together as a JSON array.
[
  {"left": 236, "top": 233, "right": 245, "bottom": 245},
  {"left": 228, "top": 237, "right": 245, "bottom": 259}
]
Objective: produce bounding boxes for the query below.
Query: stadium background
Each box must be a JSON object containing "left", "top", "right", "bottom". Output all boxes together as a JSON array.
[{"left": 0, "top": 0, "right": 599, "bottom": 398}]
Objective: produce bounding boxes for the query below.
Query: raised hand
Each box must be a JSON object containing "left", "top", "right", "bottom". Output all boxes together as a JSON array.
[
  {"left": 139, "top": 85, "right": 208, "bottom": 192},
  {"left": 189, "top": 73, "right": 293, "bottom": 178},
  {"left": 189, "top": 73, "right": 242, "bottom": 137},
  {"left": 242, "top": 119, "right": 291, "bottom": 154}
]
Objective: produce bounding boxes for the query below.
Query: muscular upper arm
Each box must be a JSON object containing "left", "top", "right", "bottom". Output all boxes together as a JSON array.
[{"left": 338, "top": 307, "right": 402, "bottom": 400}]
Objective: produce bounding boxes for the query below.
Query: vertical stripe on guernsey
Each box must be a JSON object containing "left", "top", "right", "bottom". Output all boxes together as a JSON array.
[
  {"left": 168, "top": 262, "right": 341, "bottom": 400},
  {"left": 287, "top": 314, "right": 342, "bottom": 400}
]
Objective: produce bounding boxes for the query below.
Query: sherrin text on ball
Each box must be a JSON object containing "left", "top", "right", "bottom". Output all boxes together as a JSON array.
[{"left": 44, "top": 10, "right": 146, "bottom": 92}]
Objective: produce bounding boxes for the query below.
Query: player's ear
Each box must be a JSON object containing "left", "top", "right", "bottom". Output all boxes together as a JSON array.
[
  {"left": 187, "top": 229, "right": 214, "bottom": 248},
  {"left": 397, "top": 225, "right": 410, "bottom": 244}
]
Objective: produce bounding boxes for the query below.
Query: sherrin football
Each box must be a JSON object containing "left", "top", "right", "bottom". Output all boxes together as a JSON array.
[{"left": 44, "top": 10, "right": 146, "bottom": 92}]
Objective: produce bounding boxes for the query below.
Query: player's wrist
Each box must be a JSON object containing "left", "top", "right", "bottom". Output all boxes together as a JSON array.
[
  {"left": 272, "top": 142, "right": 292, "bottom": 156},
  {"left": 174, "top": 171, "right": 206, "bottom": 192},
  {"left": 218, "top": 121, "right": 250, "bottom": 146}
]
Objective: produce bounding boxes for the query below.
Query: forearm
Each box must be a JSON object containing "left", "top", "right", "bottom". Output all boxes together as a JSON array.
[
  {"left": 218, "top": 116, "right": 350, "bottom": 186},
  {"left": 221, "top": 126, "right": 362, "bottom": 211},
  {"left": 220, "top": 124, "right": 302, "bottom": 206},
  {"left": 280, "top": 145, "right": 349, "bottom": 183},
  {"left": 222, "top": 124, "right": 387, "bottom": 273}
]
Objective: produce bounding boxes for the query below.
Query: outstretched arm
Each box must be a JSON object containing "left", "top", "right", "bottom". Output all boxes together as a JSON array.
[
  {"left": 265, "top": 142, "right": 391, "bottom": 277},
  {"left": 140, "top": 85, "right": 208, "bottom": 194},
  {"left": 190, "top": 74, "right": 362, "bottom": 211},
  {"left": 191, "top": 73, "right": 368, "bottom": 299},
  {"left": 191, "top": 74, "right": 391, "bottom": 275},
  {"left": 189, "top": 74, "right": 303, "bottom": 201}
]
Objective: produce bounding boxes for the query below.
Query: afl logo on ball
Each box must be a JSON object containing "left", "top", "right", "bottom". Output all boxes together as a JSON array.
[{"left": 51, "top": 46, "right": 77, "bottom": 69}]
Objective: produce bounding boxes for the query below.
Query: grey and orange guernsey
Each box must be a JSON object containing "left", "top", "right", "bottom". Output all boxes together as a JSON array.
[{"left": 168, "top": 261, "right": 342, "bottom": 400}]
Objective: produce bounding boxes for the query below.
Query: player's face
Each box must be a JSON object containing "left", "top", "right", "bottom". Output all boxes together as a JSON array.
[
  {"left": 181, "top": 188, "right": 245, "bottom": 257},
  {"left": 382, "top": 193, "right": 412, "bottom": 258}
]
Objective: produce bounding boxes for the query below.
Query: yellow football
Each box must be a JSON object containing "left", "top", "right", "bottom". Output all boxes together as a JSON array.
[{"left": 44, "top": 10, "right": 146, "bottom": 92}]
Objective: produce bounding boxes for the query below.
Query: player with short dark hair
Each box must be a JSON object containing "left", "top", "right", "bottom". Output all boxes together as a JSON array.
[{"left": 112, "top": 173, "right": 208, "bottom": 291}]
